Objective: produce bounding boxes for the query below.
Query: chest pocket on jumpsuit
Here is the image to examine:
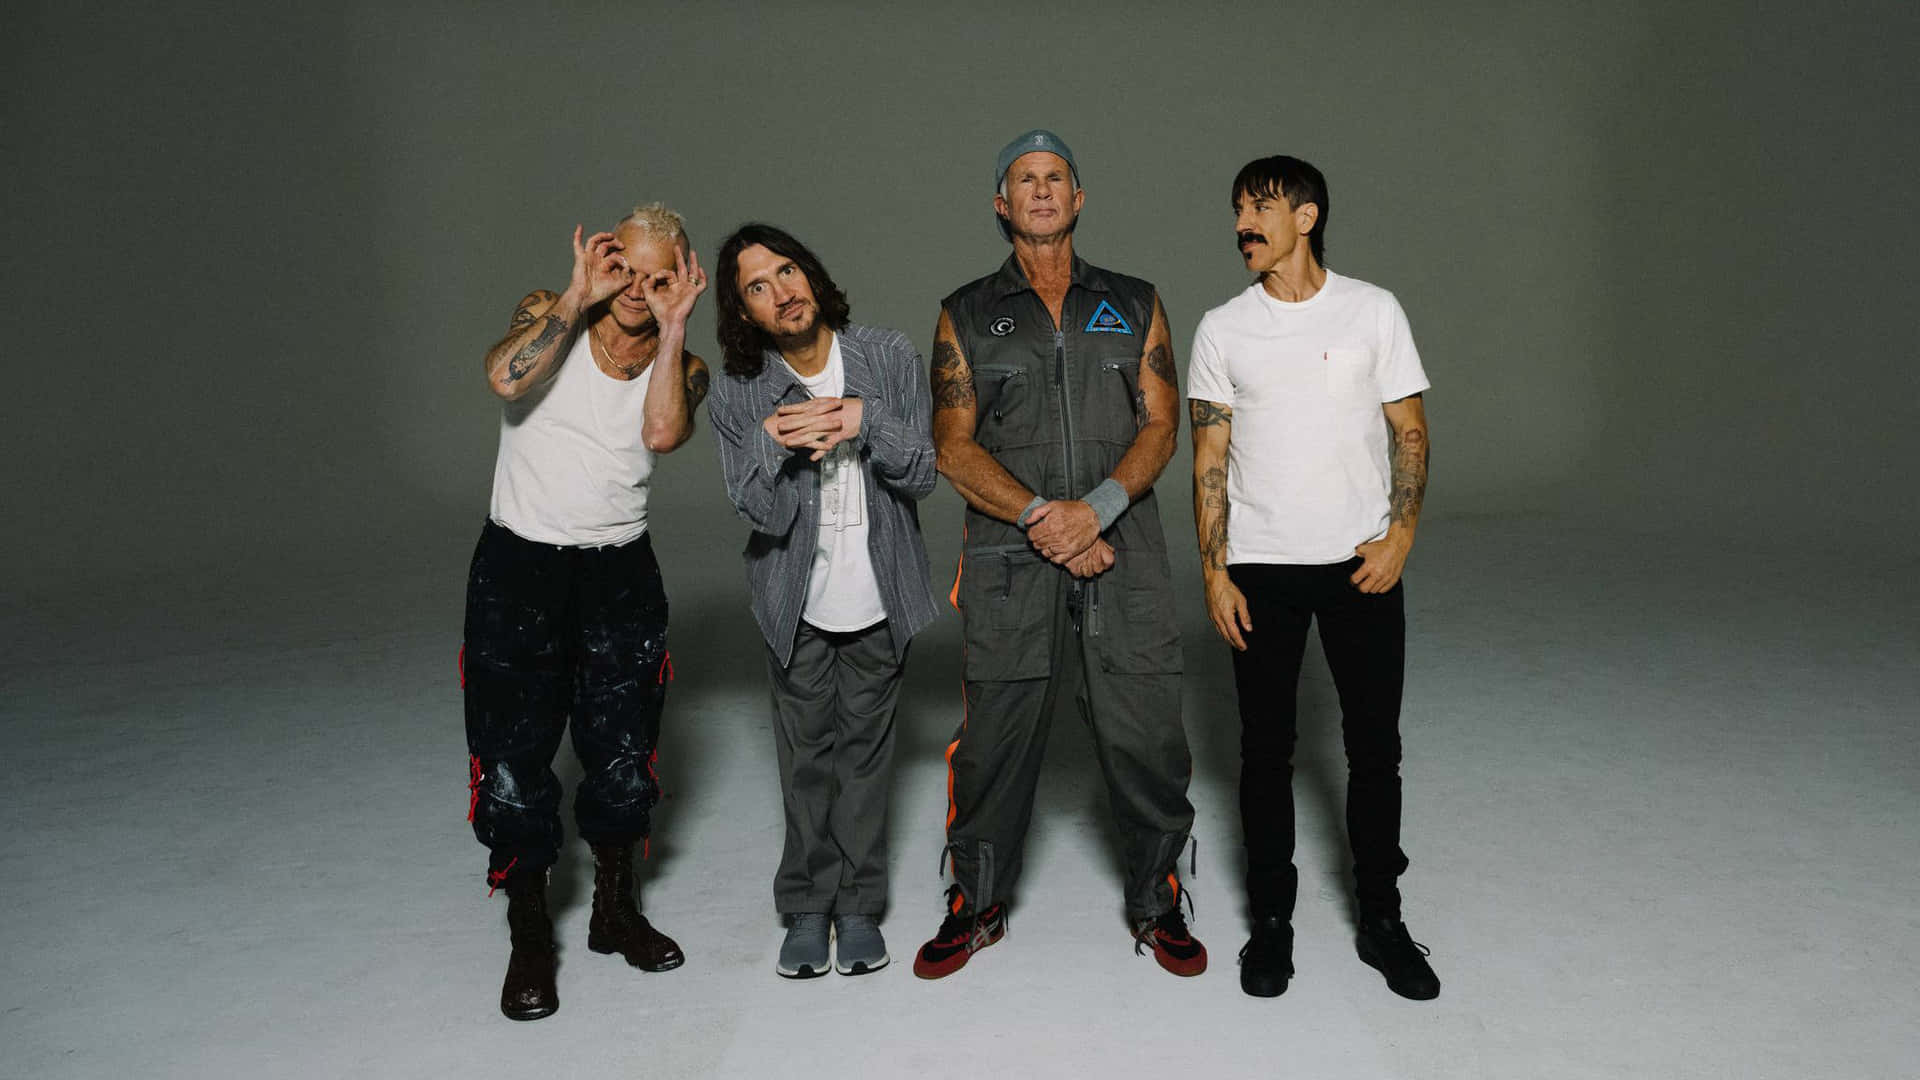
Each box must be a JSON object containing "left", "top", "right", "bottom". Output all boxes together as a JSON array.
[{"left": 970, "top": 364, "right": 1031, "bottom": 431}]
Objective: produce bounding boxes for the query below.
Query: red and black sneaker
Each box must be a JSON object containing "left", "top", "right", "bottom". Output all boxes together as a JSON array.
[
  {"left": 912, "top": 885, "right": 1007, "bottom": 979},
  {"left": 1134, "top": 894, "right": 1208, "bottom": 977}
]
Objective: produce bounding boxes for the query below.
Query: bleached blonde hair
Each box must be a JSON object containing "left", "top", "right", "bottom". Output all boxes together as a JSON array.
[{"left": 619, "top": 202, "right": 688, "bottom": 248}]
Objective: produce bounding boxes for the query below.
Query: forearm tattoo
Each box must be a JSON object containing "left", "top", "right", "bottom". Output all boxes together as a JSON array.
[
  {"left": 509, "top": 290, "right": 556, "bottom": 331},
  {"left": 1188, "top": 399, "right": 1232, "bottom": 430},
  {"left": 684, "top": 364, "right": 710, "bottom": 412},
  {"left": 931, "top": 340, "right": 976, "bottom": 411},
  {"left": 1389, "top": 427, "right": 1429, "bottom": 526},
  {"left": 1198, "top": 465, "right": 1230, "bottom": 571},
  {"left": 507, "top": 314, "right": 570, "bottom": 382}
]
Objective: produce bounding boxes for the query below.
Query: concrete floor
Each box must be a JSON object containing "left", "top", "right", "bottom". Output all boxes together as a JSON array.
[{"left": 3, "top": 514, "right": 1915, "bottom": 1079}]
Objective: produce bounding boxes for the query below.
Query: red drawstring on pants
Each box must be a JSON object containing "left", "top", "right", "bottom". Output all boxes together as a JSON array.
[{"left": 486, "top": 857, "right": 518, "bottom": 897}]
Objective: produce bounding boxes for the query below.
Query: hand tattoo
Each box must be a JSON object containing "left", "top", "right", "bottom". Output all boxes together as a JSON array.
[{"left": 931, "top": 340, "right": 976, "bottom": 411}]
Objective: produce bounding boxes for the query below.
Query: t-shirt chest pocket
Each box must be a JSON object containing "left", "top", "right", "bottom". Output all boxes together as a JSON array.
[{"left": 1322, "top": 346, "right": 1375, "bottom": 403}]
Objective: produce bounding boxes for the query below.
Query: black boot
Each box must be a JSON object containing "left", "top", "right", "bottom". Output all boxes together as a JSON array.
[
  {"left": 587, "top": 842, "right": 685, "bottom": 972},
  {"left": 1238, "top": 915, "right": 1293, "bottom": 997},
  {"left": 500, "top": 872, "right": 558, "bottom": 1021},
  {"left": 1356, "top": 915, "right": 1440, "bottom": 1000}
]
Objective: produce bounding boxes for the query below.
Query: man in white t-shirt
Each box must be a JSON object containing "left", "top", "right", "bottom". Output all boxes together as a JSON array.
[
  {"left": 706, "top": 223, "right": 938, "bottom": 981},
  {"left": 1187, "top": 156, "right": 1440, "bottom": 1002},
  {"left": 463, "top": 204, "right": 710, "bottom": 1021}
]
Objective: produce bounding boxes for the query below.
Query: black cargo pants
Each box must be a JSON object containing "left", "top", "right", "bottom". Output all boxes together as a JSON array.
[{"left": 461, "top": 519, "right": 670, "bottom": 891}]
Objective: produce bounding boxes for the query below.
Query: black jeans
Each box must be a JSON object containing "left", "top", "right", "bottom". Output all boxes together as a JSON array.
[
  {"left": 1229, "top": 560, "right": 1409, "bottom": 921},
  {"left": 462, "top": 520, "right": 670, "bottom": 891}
]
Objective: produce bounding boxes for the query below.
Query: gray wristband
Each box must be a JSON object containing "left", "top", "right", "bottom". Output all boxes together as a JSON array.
[
  {"left": 1016, "top": 495, "right": 1047, "bottom": 530},
  {"left": 1080, "top": 478, "right": 1130, "bottom": 532}
]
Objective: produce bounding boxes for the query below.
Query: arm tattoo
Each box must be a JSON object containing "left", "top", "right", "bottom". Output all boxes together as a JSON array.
[
  {"left": 1144, "top": 342, "right": 1176, "bottom": 386},
  {"left": 509, "top": 290, "right": 556, "bottom": 331},
  {"left": 684, "top": 363, "right": 710, "bottom": 412},
  {"left": 1188, "top": 399, "right": 1232, "bottom": 430},
  {"left": 931, "top": 340, "right": 976, "bottom": 411},
  {"left": 507, "top": 314, "right": 570, "bottom": 382},
  {"left": 1198, "top": 465, "right": 1230, "bottom": 571},
  {"left": 1389, "top": 427, "right": 1429, "bottom": 526}
]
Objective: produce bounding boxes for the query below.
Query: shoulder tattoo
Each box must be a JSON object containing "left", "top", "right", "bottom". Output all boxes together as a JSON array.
[{"left": 931, "top": 340, "right": 975, "bottom": 411}]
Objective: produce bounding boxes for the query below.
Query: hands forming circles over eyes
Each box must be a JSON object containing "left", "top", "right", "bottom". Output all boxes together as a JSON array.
[{"left": 568, "top": 225, "right": 708, "bottom": 324}]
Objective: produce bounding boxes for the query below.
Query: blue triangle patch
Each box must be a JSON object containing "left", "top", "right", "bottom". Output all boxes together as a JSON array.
[{"left": 1084, "top": 299, "right": 1134, "bottom": 335}]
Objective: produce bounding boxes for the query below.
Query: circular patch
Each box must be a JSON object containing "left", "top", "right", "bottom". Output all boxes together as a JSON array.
[{"left": 989, "top": 316, "right": 1016, "bottom": 337}]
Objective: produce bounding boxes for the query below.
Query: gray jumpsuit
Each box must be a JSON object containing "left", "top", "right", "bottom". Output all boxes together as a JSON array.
[{"left": 941, "top": 254, "right": 1195, "bottom": 922}]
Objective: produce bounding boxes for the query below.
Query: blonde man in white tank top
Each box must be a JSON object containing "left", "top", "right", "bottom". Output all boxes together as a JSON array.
[{"left": 463, "top": 204, "right": 710, "bottom": 1021}]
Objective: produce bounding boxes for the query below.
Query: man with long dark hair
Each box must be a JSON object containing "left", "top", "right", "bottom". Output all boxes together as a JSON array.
[
  {"left": 706, "top": 223, "right": 937, "bottom": 979},
  {"left": 463, "top": 204, "right": 709, "bottom": 1020},
  {"left": 916, "top": 131, "right": 1203, "bottom": 980},
  {"left": 1189, "top": 155, "right": 1440, "bottom": 1000}
]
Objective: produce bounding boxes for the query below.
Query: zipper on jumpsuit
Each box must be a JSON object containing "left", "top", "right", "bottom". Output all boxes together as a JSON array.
[{"left": 1054, "top": 322, "right": 1099, "bottom": 639}]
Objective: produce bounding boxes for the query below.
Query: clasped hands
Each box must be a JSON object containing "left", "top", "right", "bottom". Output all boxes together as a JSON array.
[
  {"left": 764, "top": 397, "right": 864, "bottom": 462},
  {"left": 1026, "top": 499, "right": 1113, "bottom": 579}
]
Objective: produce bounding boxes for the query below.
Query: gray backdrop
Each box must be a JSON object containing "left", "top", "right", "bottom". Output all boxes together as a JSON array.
[{"left": 5, "top": 1, "right": 1914, "bottom": 594}]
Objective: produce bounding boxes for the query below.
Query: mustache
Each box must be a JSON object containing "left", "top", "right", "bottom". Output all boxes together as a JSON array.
[{"left": 1237, "top": 231, "right": 1267, "bottom": 249}]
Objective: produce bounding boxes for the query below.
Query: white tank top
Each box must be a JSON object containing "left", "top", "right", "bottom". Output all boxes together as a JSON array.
[{"left": 489, "top": 327, "right": 655, "bottom": 547}]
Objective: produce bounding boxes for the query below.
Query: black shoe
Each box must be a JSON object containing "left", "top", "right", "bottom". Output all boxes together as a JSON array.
[
  {"left": 500, "top": 872, "right": 558, "bottom": 1021},
  {"left": 1238, "top": 916, "right": 1293, "bottom": 997},
  {"left": 1356, "top": 915, "right": 1440, "bottom": 1000},
  {"left": 587, "top": 842, "right": 684, "bottom": 972}
]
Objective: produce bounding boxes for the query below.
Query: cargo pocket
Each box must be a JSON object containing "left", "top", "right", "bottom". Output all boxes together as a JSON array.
[
  {"left": 1097, "top": 553, "right": 1184, "bottom": 674},
  {"left": 959, "top": 547, "right": 1055, "bottom": 681}
]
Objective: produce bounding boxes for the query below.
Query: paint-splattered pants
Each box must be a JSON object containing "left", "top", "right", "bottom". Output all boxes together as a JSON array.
[{"left": 462, "top": 519, "right": 669, "bottom": 891}]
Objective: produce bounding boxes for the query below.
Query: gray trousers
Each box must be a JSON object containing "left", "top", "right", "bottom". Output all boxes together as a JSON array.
[
  {"left": 945, "top": 579, "right": 1194, "bottom": 923},
  {"left": 767, "top": 620, "right": 904, "bottom": 915}
]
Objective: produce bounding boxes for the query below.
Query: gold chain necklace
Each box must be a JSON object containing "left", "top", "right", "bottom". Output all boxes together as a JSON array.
[{"left": 592, "top": 323, "right": 653, "bottom": 379}]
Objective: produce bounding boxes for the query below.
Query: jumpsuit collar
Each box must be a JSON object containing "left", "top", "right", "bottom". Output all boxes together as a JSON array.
[{"left": 991, "top": 252, "right": 1110, "bottom": 300}]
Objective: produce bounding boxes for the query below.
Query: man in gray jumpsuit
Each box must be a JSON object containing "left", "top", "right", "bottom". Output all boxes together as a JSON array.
[{"left": 913, "top": 130, "right": 1204, "bottom": 979}]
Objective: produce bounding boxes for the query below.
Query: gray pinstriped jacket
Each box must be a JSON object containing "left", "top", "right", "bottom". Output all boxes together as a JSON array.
[{"left": 707, "top": 323, "right": 939, "bottom": 666}]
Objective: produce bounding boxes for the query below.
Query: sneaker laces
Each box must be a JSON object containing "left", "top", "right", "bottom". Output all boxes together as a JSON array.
[
  {"left": 1134, "top": 887, "right": 1197, "bottom": 956},
  {"left": 932, "top": 884, "right": 973, "bottom": 943}
]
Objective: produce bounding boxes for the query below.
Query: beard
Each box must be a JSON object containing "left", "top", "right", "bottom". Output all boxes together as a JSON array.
[{"left": 769, "top": 300, "right": 819, "bottom": 340}]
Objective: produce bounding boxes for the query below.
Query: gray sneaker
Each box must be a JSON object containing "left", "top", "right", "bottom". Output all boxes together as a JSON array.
[
  {"left": 834, "top": 914, "right": 889, "bottom": 975},
  {"left": 777, "top": 914, "right": 832, "bottom": 979}
]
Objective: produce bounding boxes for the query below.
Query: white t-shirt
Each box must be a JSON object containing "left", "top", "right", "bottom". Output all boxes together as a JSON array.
[
  {"left": 1186, "top": 271, "right": 1430, "bottom": 565},
  {"left": 490, "top": 328, "right": 655, "bottom": 547},
  {"left": 783, "top": 335, "right": 887, "bottom": 632}
]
